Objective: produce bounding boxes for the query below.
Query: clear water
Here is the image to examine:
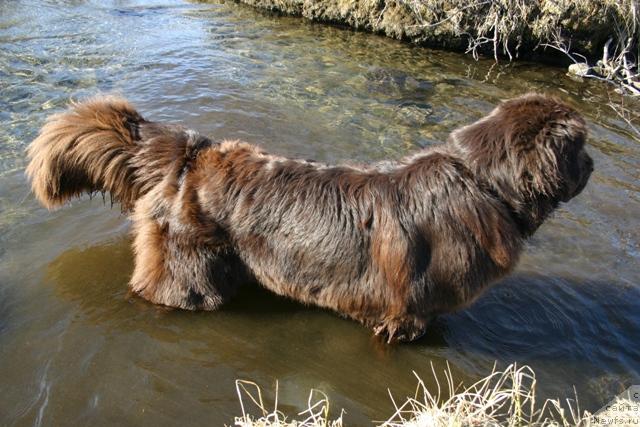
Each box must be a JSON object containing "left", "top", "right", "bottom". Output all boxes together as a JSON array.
[{"left": 0, "top": 1, "right": 639, "bottom": 425}]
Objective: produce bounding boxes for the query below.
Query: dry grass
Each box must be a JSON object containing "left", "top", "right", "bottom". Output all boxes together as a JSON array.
[
  {"left": 232, "top": 380, "right": 344, "bottom": 427},
  {"left": 400, "top": 0, "right": 639, "bottom": 94},
  {"left": 232, "top": 365, "right": 603, "bottom": 426},
  {"left": 538, "top": 0, "right": 640, "bottom": 96},
  {"left": 401, "top": 0, "right": 534, "bottom": 61},
  {"left": 381, "top": 364, "right": 592, "bottom": 427}
]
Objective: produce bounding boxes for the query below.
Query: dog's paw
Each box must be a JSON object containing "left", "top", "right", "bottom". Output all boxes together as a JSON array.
[{"left": 373, "top": 316, "right": 428, "bottom": 343}]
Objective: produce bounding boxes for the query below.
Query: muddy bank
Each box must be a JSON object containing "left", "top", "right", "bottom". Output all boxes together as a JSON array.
[{"left": 234, "top": 0, "right": 636, "bottom": 64}]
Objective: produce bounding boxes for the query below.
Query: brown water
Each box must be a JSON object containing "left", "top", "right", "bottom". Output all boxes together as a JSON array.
[{"left": 1, "top": 1, "right": 639, "bottom": 425}]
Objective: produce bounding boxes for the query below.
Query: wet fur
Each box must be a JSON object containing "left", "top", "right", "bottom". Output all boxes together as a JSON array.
[{"left": 26, "top": 94, "right": 593, "bottom": 342}]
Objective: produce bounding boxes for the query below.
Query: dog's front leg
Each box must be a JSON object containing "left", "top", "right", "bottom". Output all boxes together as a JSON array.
[{"left": 373, "top": 315, "right": 430, "bottom": 343}]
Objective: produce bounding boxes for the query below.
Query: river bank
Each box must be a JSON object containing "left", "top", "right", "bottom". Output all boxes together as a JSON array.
[{"left": 234, "top": 0, "right": 639, "bottom": 95}]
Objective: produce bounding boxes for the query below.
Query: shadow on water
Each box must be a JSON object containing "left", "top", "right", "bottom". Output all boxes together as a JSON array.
[
  {"left": 437, "top": 274, "right": 640, "bottom": 364},
  {"left": 46, "top": 237, "right": 640, "bottom": 416},
  {"left": 433, "top": 275, "right": 640, "bottom": 403}
]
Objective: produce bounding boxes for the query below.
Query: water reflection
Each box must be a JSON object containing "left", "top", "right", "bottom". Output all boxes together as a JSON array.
[{"left": 42, "top": 238, "right": 464, "bottom": 424}]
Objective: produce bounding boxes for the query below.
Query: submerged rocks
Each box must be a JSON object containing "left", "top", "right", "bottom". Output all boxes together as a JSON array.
[
  {"left": 363, "top": 67, "right": 433, "bottom": 97},
  {"left": 395, "top": 101, "right": 433, "bottom": 126}
]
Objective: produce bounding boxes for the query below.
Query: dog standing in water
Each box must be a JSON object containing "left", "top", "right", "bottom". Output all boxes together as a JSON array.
[{"left": 26, "top": 94, "right": 593, "bottom": 342}]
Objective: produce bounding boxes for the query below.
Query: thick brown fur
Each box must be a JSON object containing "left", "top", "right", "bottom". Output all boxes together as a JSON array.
[{"left": 26, "top": 93, "right": 593, "bottom": 342}]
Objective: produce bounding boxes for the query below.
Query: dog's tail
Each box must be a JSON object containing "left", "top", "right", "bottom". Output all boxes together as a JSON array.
[{"left": 26, "top": 96, "right": 189, "bottom": 211}]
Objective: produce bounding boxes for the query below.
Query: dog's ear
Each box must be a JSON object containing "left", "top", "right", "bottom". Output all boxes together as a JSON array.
[
  {"left": 450, "top": 93, "right": 588, "bottom": 203},
  {"left": 540, "top": 114, "right": 590, "bottom": 202},
  {"left": 459, "top": 201, "right": 520, "bottom": 270},
  {"left": 499, "top": 95, "right": 588, "bottom": 198}
]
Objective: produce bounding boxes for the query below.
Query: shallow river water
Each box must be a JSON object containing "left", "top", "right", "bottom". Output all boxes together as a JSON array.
[{"left": 1, "top": 1, "right": 639, "bottom": 425}]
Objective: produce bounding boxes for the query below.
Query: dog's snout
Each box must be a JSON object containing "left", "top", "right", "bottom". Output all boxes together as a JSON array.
[{"left": 580, "top": 150, "right": 594, "bottom": 173}]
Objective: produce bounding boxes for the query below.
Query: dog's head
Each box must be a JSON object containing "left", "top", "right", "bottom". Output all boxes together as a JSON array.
[{"left": 449, "top": 93, "right": 593, "bottom": 234}]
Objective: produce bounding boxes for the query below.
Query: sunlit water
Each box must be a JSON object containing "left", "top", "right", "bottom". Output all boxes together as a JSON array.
[{"left": 1, "top": 1, "right": 639, "bottom": 425}]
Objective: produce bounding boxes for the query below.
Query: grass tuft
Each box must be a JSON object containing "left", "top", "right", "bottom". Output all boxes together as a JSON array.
[
  {"left": 381, "top": 363, "right": 592, "bottom": 426},
  {"left": 233, "top": 365, "right": 602, "bottom": 426},
  {"left": 233, "top": 380, "right": 344, "bottom": 427}
]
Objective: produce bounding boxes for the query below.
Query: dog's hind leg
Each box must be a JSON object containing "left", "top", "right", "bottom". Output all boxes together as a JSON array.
[{"left": 129, "top": 216, "right": 243, "bottom": 310}]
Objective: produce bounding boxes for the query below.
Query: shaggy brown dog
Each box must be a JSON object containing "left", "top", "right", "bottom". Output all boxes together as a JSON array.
[{"left": 26, "top": 94, "right": 593, "bottom": 342}]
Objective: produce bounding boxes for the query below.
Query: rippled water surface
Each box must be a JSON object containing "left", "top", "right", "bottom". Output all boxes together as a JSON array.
[{"left": 1, "top": 1, "right": 639, "bottom": 425}]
